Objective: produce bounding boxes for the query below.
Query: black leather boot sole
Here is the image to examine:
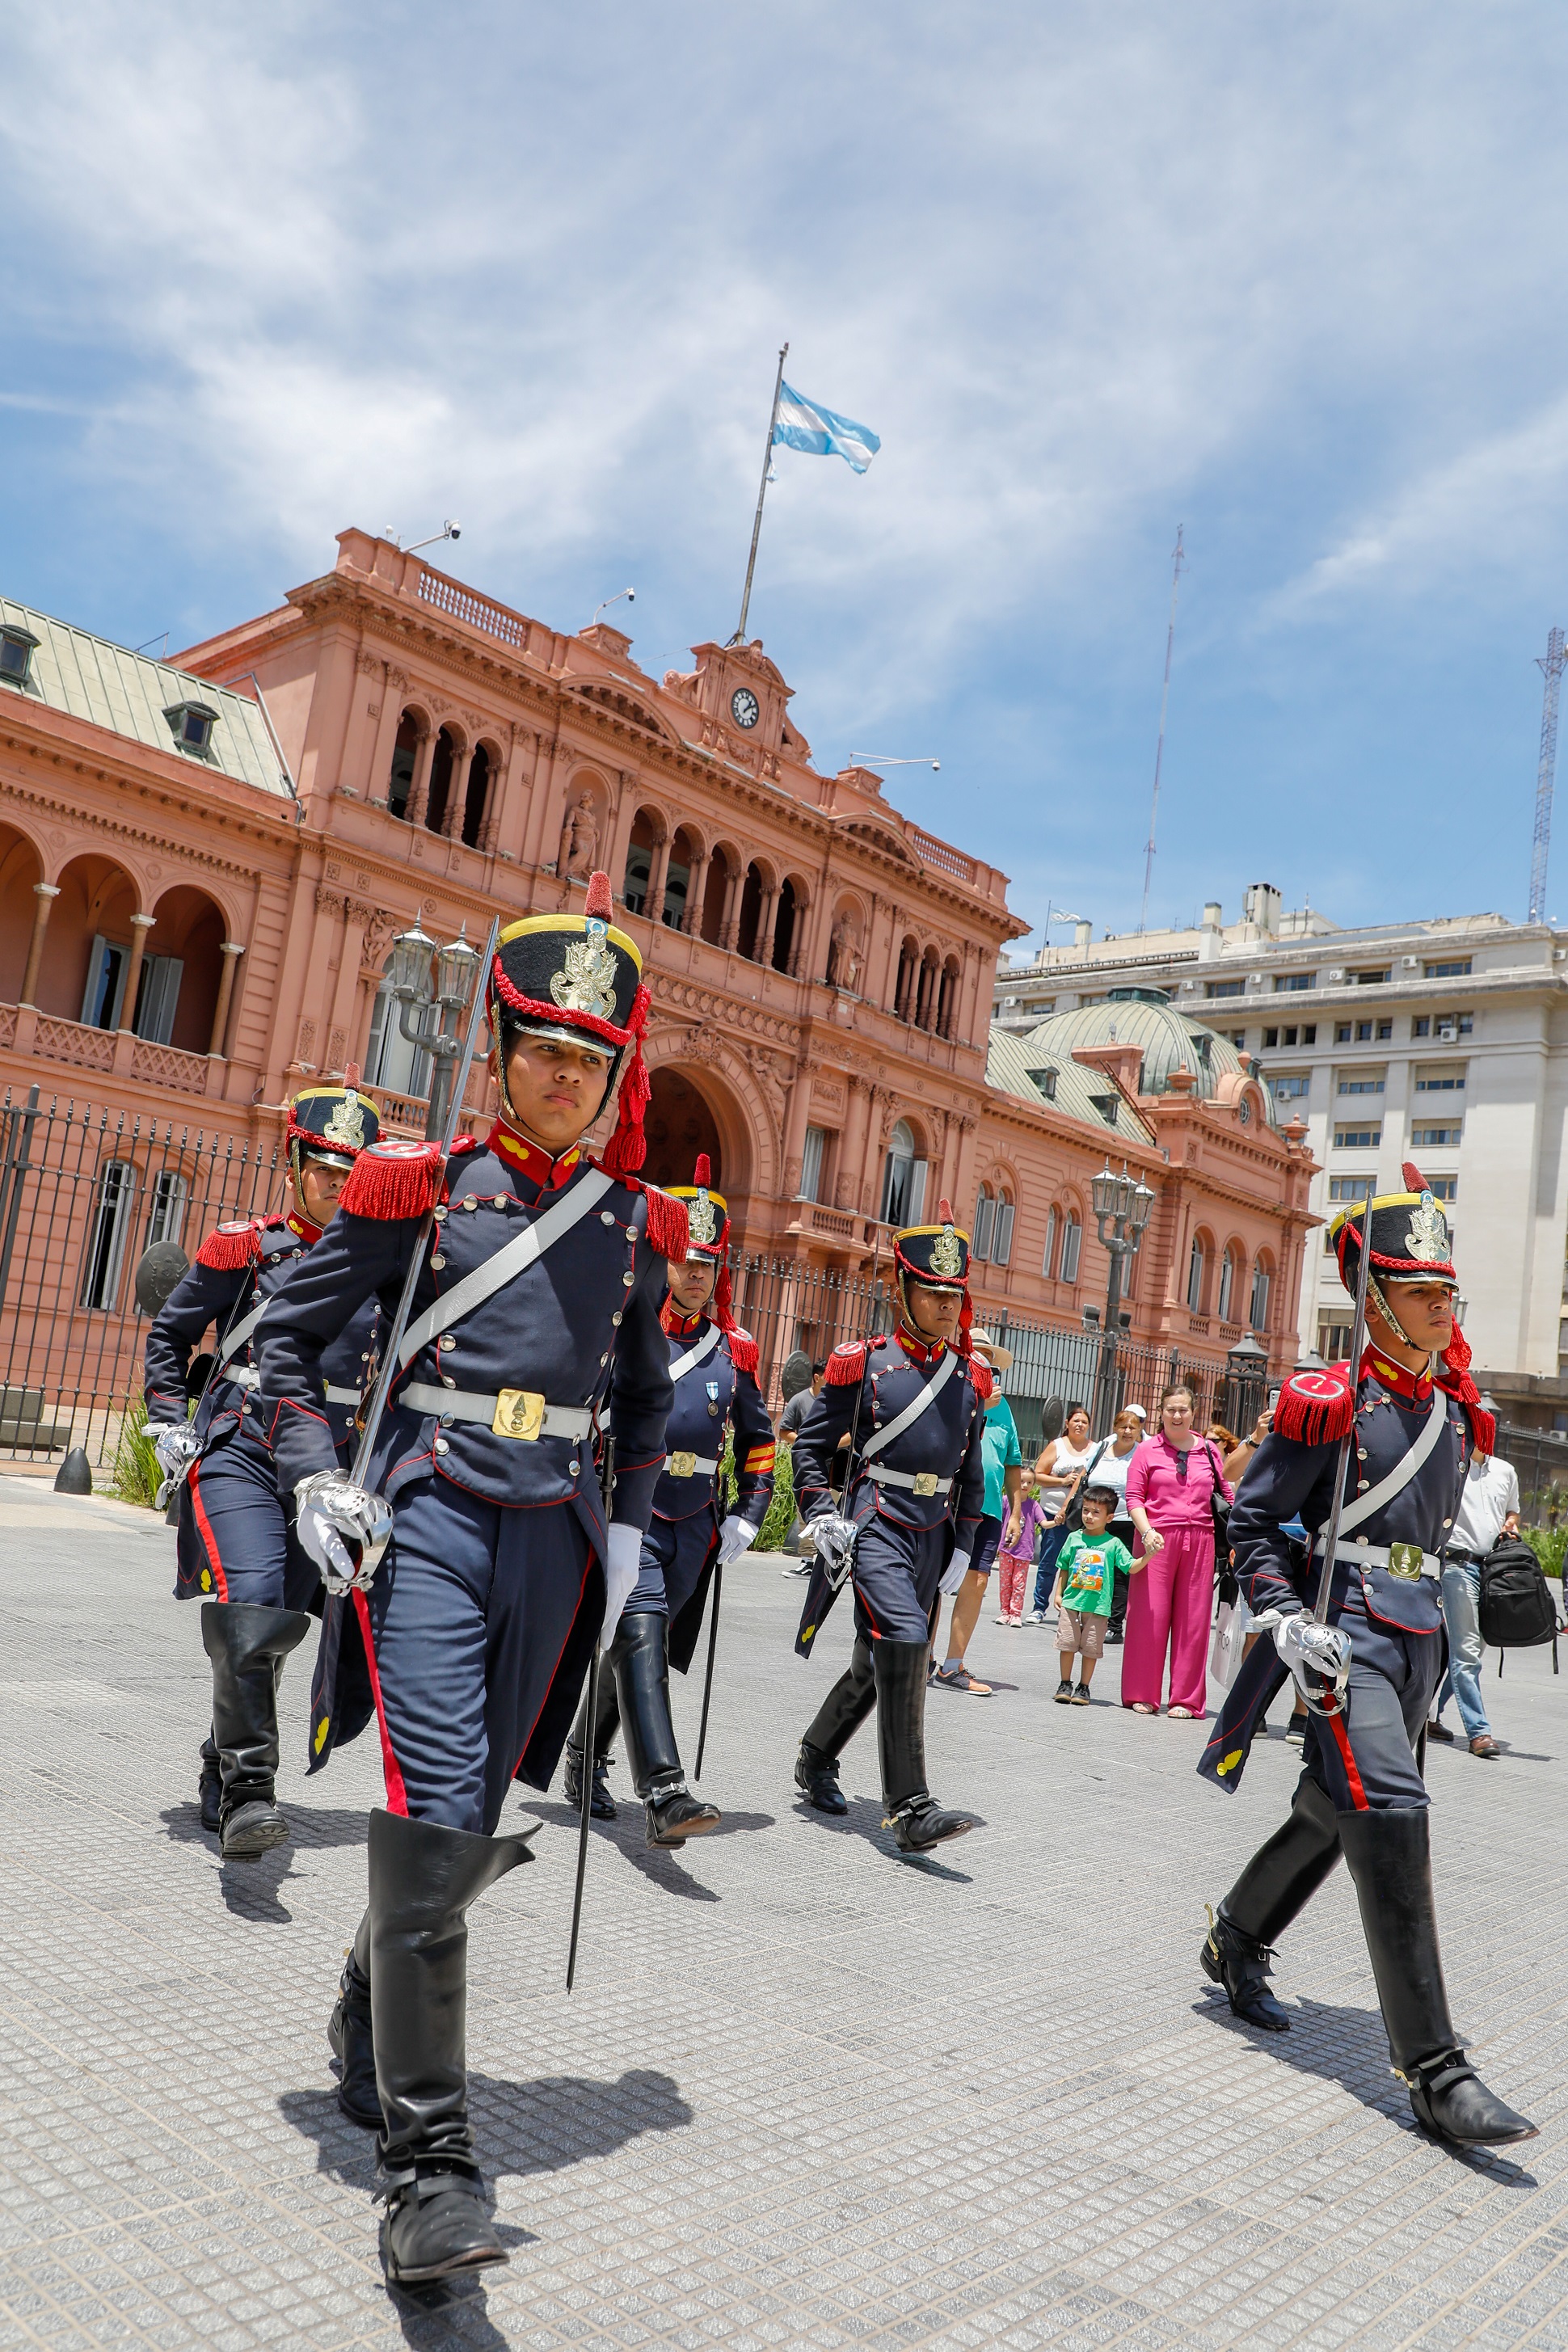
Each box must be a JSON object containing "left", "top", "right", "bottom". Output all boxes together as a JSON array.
[
  {"left": 795, "top": 1740, "right": 848, "bottom": 1815},
  {"left": 328, "top": 1936, "right": 381, "bottom": 2129},
  {"left": 221, "top": 1798, "right": 290, "bottom": 1860},
  {"left": 889, "top": 1797, "right": 973, "bottom": 1853},
  {"left": 645, "top": 1785, "right": 722, "bottom": 1847},
  {"left": 198, "top": 1739, "right": 221, "bottom": 1835},
  {"left": 381, "top": 2168, "right": 508, "bottom": 2285},
  {"left": 1338, "top": 1805, "right": 1537, "bottom": 2146}
]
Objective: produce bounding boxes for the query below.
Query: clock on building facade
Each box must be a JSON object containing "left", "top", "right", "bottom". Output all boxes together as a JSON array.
[{"left": 730, "top": 685, "right": 760, "bottom": 730}]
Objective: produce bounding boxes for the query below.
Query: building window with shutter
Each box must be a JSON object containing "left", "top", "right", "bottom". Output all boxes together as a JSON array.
[
  {"left": 1042, "top": 1204, "right": 1059, "bottom": 1280},
  {"left": 973, "top": 1185, "right": 995, "bottom": 1260},
  {"left": 1187, "top": 1236, "right": 1205, "bottom": 1311},
  {"left": 991, "top": 1195, "right": 1014, "bottom": 1267},
  {"left": 81, "top": 1160, "right": 137, "bottom": 1311},
  {"left": 1060, "top": 1214, "right": 1082, "bottom": 1284},
  {"left": 799, "top": 1126, "right": 825, "bottom": 1203}
]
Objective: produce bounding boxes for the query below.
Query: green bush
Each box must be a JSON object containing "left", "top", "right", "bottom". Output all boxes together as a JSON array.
[
  {"left": 112, "top": 1397, "right": 162, "bottom": 1509},
  {"left": 753, "top": 1441, "right": 796, "bottom": 1553},
  {"left": 1523, "top": 1524, "right": 1567, "bottom": 1581}
]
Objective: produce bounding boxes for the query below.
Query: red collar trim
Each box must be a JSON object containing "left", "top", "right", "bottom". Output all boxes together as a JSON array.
[
  {"left": 1362, "top": 1346, "right": 1433, "bottom": 1403},
  {"left": 661, "top": 1305, "right": 709, "bottom": 1338},
  {"left": 285, "top": 1210, "right": 323, "bottom": 1245},
  {"left": 896, "top": 1324, "right": 947, "bottom": 1368},
  {"left": 487, "top": 1120, "right": 580, "bottom": 1191}
]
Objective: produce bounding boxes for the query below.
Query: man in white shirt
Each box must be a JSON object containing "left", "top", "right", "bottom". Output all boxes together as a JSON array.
[{"left": 1431, "top": 1402, "right": 1519, "bottom": 1760}]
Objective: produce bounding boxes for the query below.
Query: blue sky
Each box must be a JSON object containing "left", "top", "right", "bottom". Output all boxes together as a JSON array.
[{"left": 6, "top": 5, "right": 1568, "bottom": 953}]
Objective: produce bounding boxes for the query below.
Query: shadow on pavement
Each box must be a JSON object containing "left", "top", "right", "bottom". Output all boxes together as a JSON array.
[
  {"left": 790, "top": 1793, "right": 978, "bottom": 1880},
  {"left": 525, "top": 1795, "right": 757, "bottom": 1903},
  {"left": 161, "top": 1799, "right": 371, "bottom": 1923}
]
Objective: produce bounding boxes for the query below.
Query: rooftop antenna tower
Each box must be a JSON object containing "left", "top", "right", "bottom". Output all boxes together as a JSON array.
[
  {"left": 1529, "top": 626, "right": 1564, "bottom": 925},
  {"left": 1140, "top": 525, "right": 1185, "bottom": 933}
]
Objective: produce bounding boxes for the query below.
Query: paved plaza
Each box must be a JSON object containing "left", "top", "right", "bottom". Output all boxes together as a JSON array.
[{"left": 0, "top": 1475, "right": 1564, "bottom": 2352}]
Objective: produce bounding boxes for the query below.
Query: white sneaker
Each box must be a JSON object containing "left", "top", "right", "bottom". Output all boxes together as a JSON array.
[{"left": 1023, "top": 1610, "right": 1046, "bottom": 1626}]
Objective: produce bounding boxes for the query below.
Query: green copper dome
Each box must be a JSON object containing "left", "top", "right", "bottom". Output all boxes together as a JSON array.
[{"left": 1014, "top": 989, "right": 1280, "bottom": 1123}]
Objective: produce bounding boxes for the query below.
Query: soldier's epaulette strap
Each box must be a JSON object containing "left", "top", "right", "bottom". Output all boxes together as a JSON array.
[
  {"left": 826, "top": 1339, "right": 870, "bottom": 1385},
  {"left": 726, "top": 1326, "right": 760, "bottom": 1376},
  {"left": 1273, "top": 1361, "right": 1355, "bottom": 1446},
  {"left": 339, "top": 1134, "right": 477, "bottom": 1222},
  {"left": 610, "top": 1177, "right": 689, "bottom": 1261},
  {"left": 196, "top": 1218, "right": 265, "bottom": 1270},
  {"left": 965, "top": 1353, "right": 994, "bottom": 1403}
]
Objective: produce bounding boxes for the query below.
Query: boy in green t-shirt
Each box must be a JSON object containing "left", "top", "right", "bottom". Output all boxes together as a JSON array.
[{"left": 1050, "top": 1486, "right": 1134, "bottom": 1705}]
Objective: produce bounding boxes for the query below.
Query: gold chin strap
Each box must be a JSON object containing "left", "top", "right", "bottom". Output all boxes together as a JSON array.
[{"left": 1368, "top": 1270, "right": 1444, "bottom": 1375}]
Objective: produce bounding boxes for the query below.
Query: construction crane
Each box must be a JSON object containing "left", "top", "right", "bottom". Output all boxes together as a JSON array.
[{"left": 1529, "top": 626, "right": 1565, "bottom": 925}]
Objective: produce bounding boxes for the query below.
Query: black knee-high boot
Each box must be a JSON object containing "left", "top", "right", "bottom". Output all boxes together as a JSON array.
[
  {"left": 875, "top": 1638, "right": 974, "bottom": 1853},
  {"left": 796, "top": 1636, "right": 877, "bottom": 1813},
  {"left": 1201, "top": 1776, "right": 1342, "bottom": 2029},
  {"left": 1338, "top": 1807, "right": 1536, "bottom": 2146},
  {"left": 328, "top": 1910, "right": 381, "bottom": 2128},
  {"left": 197, "top": 1732, "right": 221, "bottom": 1834},
  {"left": 563, "top": 1661, "right": 621, "bottom": 1820},
  {"left": 612, "top": 1612, "right": 720, "bottom": 1848},
  {"left": 368, "top": 1807, "right": 535, "bottom": 2285},
  {"left": 200, "top": 1601, "right": 312, "bottom": 1859}
]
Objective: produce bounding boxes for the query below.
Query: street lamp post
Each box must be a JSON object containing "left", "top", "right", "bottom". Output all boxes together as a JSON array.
[
  {"left": 387, "top": 913, "right": 483, "bottom": 1140},
  {"left": 1090, "top": 1161, "right": 1156, "bottom": 1435},
  {"left": 1224, "top": 1330, "right": 1271, "bottom": 1439}
]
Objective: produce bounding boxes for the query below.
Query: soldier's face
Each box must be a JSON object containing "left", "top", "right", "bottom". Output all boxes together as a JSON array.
[
  {"left": 904, "top": 1280, "right": 962, "bottom": 1342},
  {"left": 667, "top": 1260, "right": 718, "bottom": 1316},
  {"left": 1378, "top": 1281, "right": 1455, "bottom": 1355},
  {"left": 496, "top": 1032, "right": 613, "bottom": 1149},
  {"left": 298, "top": 1157, "right": 348, "bottom": 1224}
]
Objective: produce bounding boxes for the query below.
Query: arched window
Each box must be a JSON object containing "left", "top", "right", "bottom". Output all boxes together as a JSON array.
[
  {"left": 1250, "top": 1256, "right": 1272, "bottom": 1334},
  {"left": 915, "top": 947, "right": 939, "bottom": 1031},
  {"left": 736, "top": 863, "right": 764, "bottom": 962},
  {"left": 424, "top": 727, "right": 457, "bottom": 835},
  {"left": 1187, "top": 1236, "right": 1206, "bottom": 1312},
  {"left": 145, "top": 1169, "right": 188, "bottom": 1252},
  {"left": 663, "top": 828, "right": 696, "bottom": 929},
  {"left": 1060, "top": 1212, "right": 1082, "bottom": 1284},
  {"left": 460, "top": 744, "right": 491, "bottom": 849},
  {"left": 622, "top": 809, "right": 658, "bottom": 914},
  {"left": 991, "top": 1191, "right": 1014, "bottom": 1267},
  {"left": 700, "top": 851, "right": 730, "bottom": 945},
  {"left": 937, "top": 956, "right": 960, "bottom": 1039},
  {"left": 880, "top": 1120, "right": 927, "bottom": 1226},
  {"left": 81, "top": 1159, "right": 137, "bottom": 1311},
  {"left": 388, "top": 709, "right": 420, "bottom": 820},
  {"left": 773, "top": 877, "right": 797, "bottom": 972},
  {"left": 1043, "top": 1204, "right": 1059, "bottom": 1280},
  {"left": 973, "top": 1183, "right": 995, "bottom": 1260},
  {"left": 1217, "top": 1246, "right": 1239, "bottom": 1323},
  {"left": 894, "top": 935, "right": 919, "bottom": 1021}
]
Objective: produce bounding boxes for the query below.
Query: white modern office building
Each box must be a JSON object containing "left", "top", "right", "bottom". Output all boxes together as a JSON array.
[{"left": 996, "top": 890, "right": 1568, "bottom": 1416}]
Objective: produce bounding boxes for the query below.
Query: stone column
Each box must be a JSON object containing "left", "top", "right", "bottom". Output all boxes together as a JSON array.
[
  {"left": 719, "top": 862, "right": 743, "bottom": 953},
  {"left": 781, "top": 1057, "right": 815, "bottom": 1199},
  {"left": 363, "top": 664, "right": 407, "bottom": 804},
  {"left": 788, "top": 900, "right": 810, "bottom": 978},
  {"left": 19, "top": 883, "right": 59, "bottom": 1007},
  {"left": 118, "top": 913, "right": 157, "bottom": 1038},
  {"left": 328, "top": 902, "right": 371, "bottom": 1070},
  {"left": 755, "top": 883, "right": 781, "bottom": 972},
  {"left": 837, "top": 1077, "right": 871, "bottom": 1212},
  {"left": 684, "top": 845, "right": 711, "bottom": 937},
  {"left": 209, "top": 942, "right": 244, "bottom": 1059},
  {"left": 403, "top": 727, "right": 435, "bottom": 827},
  {"left": 643, "top": 831, "right": 672, "bottom": 928}
]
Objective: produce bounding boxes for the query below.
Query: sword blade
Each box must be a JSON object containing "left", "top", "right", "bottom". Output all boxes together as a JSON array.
[
  {"left": 565, "top": 1638, "right": 601, "bottom": 1994},
  {"left": 1309, "top": 1192, "right": 1377, "bottom": 1621},
  {"left": 693, "top": 1559, "right": 723, "bottom": 1780}
]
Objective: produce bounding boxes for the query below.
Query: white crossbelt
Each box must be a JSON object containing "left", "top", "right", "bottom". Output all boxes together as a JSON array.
[
  {"left": 858, "top": 1349, "right": 958, "bottom": 1461},
  {"left": 400, "top": 1381, "right": 593, "bottom": 1439},
  {"left": 215, "top": 1302, "right": 264, "bottom": 1374},
  {"left": 668, "top": 1325, "right": 723, "bottom": 1384},
  {"left": 398, "top": 1169, "right": 615, "bottom": 1371},
  {"left": 866, "top": 1464, "right": 953, "bottom": 1495},
  {"left": 1311, "top": 1385, "right": 1452, "bottom": 1560}
]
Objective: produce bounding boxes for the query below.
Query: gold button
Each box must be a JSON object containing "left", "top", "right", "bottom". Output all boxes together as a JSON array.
[
  {"left": 434, "top": 1437, "right": 449, "bottom": 1454},
  {"left": 601, "top": 1211, "right": 616, "bottom": 1225},
  {"left": 612, "top": 1311, "right": 623, "bottom": 1326},
  {"left": 430, "top": 1254, "right": 445, "bottom": 1269},
  {"left": 623, "top": 1272, "right": 634, "bottom": 1288}
]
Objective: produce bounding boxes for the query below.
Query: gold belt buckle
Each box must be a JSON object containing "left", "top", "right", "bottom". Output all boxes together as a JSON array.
[
  {"left": 492, "top": 1389, "right": 546, "bottom": 1441},
  {"left": 912, "top": 1472, "right": 939, "bottom": 1497},
  {"left": 1386, "top": 1542, "right": 1423, "bottom": 1579},
  {"left": 668, "top": 1450, "right": 698, "bottom": 1478}
]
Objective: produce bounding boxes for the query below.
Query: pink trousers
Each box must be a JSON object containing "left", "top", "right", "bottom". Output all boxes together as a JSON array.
[
  {"left": 997, "top": 1552, "right": 1031, "bottom": 1621},
  {"left": 1123, "top": 1525, "right": 1213, "bottom": 1713}
]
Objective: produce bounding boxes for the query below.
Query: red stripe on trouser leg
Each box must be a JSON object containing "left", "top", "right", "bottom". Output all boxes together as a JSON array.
[
  {"left": 187, "top": 1461, "right": 229, "bottom": 1601},
  {"left": 1326, "top": 1703, "right": 1369, "bottom": 1811},
  {"left": 352, "top": 1584, "right": 408, "bottom": 1816}
]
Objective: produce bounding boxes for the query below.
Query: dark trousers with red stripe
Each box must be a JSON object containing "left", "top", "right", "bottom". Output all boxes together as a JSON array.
[
  {"left": 849, "top": 1507, "right": 948, "bottom": 1644},
  {"left": 634, "top": 1509, "right": 715, "bottom": 1621},
  {"left": 355, "top": 1475, "right": 596, "bottom": 1836},
  {"left": 1301, "top": 1585, "right": 1443, "bottom": 1814},
  {"left": 176, "top": 1432, "right": 317, "bottom": 1612}
]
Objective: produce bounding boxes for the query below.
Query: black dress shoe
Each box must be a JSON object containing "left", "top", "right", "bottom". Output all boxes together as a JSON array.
[
  {"left": 380, "top": 2169, "right": 508, "bottom": 2285},
  {"left": 327, "top": 1950, "right": 381, "bottom": 2129},
  {"left": 1406, "top": 2052, "right": 1537, "bottom": 2147},
  {"left": 645, "top": 1783, "right": 721, "bottom": 1848},
  {"left": 887, "top": 1794, "right": 974, "bottom": 1853},
  {"left": 221, "top": 1797, "right": 290, "bottom": 1860},
  {"left": 795, "top": 1739, "right": 849, "bottom": 1815},
  {"left": 1201, "top": 1907, "right": 1291, "bottom": 2030},
  {"left": 563, "top": 1744, "right": 616, "bottom": 1820}
]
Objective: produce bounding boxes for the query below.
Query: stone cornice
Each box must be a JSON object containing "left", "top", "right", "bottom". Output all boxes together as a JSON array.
[{"left": 0, "top": 762, "right": 295, "bottom": 890}]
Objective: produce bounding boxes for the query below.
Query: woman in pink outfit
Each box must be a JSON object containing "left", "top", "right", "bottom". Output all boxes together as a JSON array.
[{"left": 1122, "top": 1385, "right": 1233, "bottom": 1718}]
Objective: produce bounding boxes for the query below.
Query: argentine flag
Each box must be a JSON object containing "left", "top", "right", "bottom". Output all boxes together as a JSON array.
[{"left": 773, "top": 382, "right": 880, "bottom": 474}]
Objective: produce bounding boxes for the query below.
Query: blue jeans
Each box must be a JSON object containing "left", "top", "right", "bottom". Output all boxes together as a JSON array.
[{"left": 1436, "top": 1557, "right": 1491, "bottom": 1739}]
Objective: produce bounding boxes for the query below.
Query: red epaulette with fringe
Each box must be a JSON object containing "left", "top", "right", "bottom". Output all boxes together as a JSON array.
[
  {"left": 826, "top": 1340, "right": 869, "bottom": 1385},
  {"left": 340, "top": 1140, "right": 445, "bottom": 1222},
  {"left": 727, "top": 1326, "right": 760, "bottom": 1377},
  {"left": 196, "top": 1218, "right": 265, "bottom": 1271},
  {"left": 1273, "top": 1361, "right": 1355, "bottom": 1445},
  {"left": 967, "top": 1355, "right": 995, "bottom": 1402},
  {"left": 614, "top": 1178, "right": 687, "bottom": 1261}
]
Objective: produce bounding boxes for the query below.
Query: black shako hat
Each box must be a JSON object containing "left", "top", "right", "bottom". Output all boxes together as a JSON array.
[
  {"left": 489, "top": 870, "right": 652, "bottom": 1175},
  {"left": 894, "top": 1199, "right": 971, "bottom": 1291},
  {"left": 664, "top": 1153, "right": 729, "bottom": 1262},
  {"left": 1329, "top": 1159, "right": 1456, "bottom": 1292},
  {"left": 286, "top": 1084, "right": 381, "bottom": 1173}
]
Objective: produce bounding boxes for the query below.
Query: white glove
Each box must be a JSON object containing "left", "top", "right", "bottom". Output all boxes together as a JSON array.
[
  {"left": 602, "top": 1521, "right": 643, "bottom": 1646},
  {"left": 152, "top": 1421, "right": 200, "bottom": 1480},
  {"left": 1271, "top": 1610, "right": 1352, "bottom": 1712},
  {"left": 717, "top": 1514, "right": 758, "bottom": 1566},
  {"left": 294, "top": 1472, "right": 394, "bottom": 1595},
  {"left": 939, "top": 1549, "right": 972, "bottom": 1597},
  {"left": 809, "top": 1510, "right": 858, "bottom": 1590}
]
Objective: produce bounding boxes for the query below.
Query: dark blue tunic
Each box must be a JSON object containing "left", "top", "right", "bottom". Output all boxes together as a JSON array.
[{"left": 635, "top": 1313, "right": 776, "bottom": 1670}]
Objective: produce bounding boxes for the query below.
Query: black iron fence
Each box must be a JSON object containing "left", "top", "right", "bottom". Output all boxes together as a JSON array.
[
  {"left": 1494, "top": 1422, "right": 1568, "bottom": 1527},
  {"left": 0, "top": 1081, "right": 1269, "bottom": 1472}
]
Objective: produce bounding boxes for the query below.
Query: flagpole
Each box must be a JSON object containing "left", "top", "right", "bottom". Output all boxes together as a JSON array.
[{"left": 731, "top": 343, "right": 789, "bottom": 646}]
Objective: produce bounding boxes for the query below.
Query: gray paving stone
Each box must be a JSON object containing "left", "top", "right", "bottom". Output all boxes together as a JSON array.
[{"left": 0, "top": 1476, "right": 1563, "bottom": 2348}]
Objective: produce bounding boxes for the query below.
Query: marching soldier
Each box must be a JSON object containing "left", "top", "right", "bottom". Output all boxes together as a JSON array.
[
  {"left": 565, "top": 1153, "right": 775, "bottom": 1844},
  {"left": 254, "top": 873, "right": 684, "bottom": 2287},
  {"left": 790, "top": 1202, "right": 988, "bottom": 1853},
  {"left": 1198, "top": 1165, "right": 1536, "bottom": 2147},
  {"left": 144, "top": 1085, "right": 381, "bottom": 1859}
]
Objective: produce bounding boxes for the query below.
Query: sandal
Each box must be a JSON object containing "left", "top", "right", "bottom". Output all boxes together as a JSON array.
[
  {"left": 1169, "top": 1705, "right": 1197, "bottom": 1720},
  {"left": 1129, "top": 1702, "right": 1158, "bottom": 1716}
]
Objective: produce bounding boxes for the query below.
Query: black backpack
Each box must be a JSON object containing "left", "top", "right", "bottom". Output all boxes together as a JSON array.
[{"left": 1477, "top": 1536, "right": 1562, "bottom": 1674}]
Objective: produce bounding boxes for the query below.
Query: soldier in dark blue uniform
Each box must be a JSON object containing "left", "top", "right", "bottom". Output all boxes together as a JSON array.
[
  {"left": 1198, "top": 1166, "right": 1535, "bottom": 2147},
  {"left": 790, "top": 1203, "right": 988, "bottom": 1853},
  {"left": 144, "top": 1085, "right": 381, "bottom": 1858},
  {"left": 254, "top": 871, "right": 685, "bottom": 2287},
  {"left": 566, "top": 1153, "right": 775, "bottom": 1844}
]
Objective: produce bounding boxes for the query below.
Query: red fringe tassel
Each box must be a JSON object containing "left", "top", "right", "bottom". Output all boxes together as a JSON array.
[
  {"left": 340, "top": 1141, "right": 445, "bottom": 1222},
  {"left": 1273, "top": 1364, "right": 1356, "bottom": 1446},
  {"left": 196, "top": 1219, "right": 264, "bottom": 1270},
  {"left": 826, "top": 1340, "right": 868, "bottom": 1385}
]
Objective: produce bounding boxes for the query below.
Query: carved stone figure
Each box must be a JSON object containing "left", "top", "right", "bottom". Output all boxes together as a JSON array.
[
  {"left": 827, "top": 911, "right": 861, "bottom": 993},
  {"left": 555, "top": 792, "right": 601, "bottom": 881}
]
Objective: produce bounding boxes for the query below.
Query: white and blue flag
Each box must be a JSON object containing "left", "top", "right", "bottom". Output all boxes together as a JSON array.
[{"left": 772, "top": 382, "right": 880, "bottom": 474}]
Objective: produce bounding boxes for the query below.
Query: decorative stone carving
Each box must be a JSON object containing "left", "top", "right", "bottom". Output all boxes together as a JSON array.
[
  {"left": 355, "top": 652, "right": 381, "bottom": 677},
  {"left": 296, "top": 1018, "right": 318, "bottom": 1065},
  {"left": 315, "top": 884, "right": 344, "bottom": 915},
  {"left": 555, "top": 791, "right": 601, "bottom": 881},
  {"left": 327, "top": 1026, "right": 348, "bottom": 1069},
  {"left": 826, "top": 911, "right": 862, "bottom": 992}
]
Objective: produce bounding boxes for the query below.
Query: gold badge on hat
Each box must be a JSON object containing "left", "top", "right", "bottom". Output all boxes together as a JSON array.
[
  {"left": 930, "top": 1223, "right": 963, "bottom": 1279},
  {"left": 1404, "top": 1190, "right": 1448, "bottom": 1263},
  {"left": 550, "top": 917, "right": 618, "bottom": 1021},
  {"left": 688, "top": 1187, "right": 719, "bottom": 1246},
  {"left": 322, "top": 1092, "right": 366, "bottom": 1151}
]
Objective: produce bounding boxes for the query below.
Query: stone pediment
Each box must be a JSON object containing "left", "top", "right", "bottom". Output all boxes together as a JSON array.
[
  {"left": 564, "top": 678, "right": 680, "bottom": 743},
  {"left": 838, "top": 813, "right": 919, "bottom": 867}
]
